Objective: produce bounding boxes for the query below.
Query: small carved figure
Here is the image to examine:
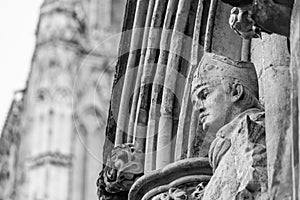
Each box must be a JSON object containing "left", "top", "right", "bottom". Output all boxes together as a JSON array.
[
  {"left": 222, "top": 0, "right": 293, "bottom": 37},
  {"left": 191, "top": 53, "right": 268, "bottom": 200},
  {"left": 97, "top": 143, "right": 144, "bottom": 200},
  {"left": 229, "top": 6, "right": 261, "bottom": 39}
]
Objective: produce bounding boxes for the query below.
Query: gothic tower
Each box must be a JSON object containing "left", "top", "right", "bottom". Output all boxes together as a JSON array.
[
  {"left": 11, "top": 0, "right": 125, "bottom": 200},
  {"left": 18, "top": 1, "right": 87, "bottom": 199}
]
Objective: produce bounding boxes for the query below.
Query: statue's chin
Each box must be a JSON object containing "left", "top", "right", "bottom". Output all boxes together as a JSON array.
[
  {"left": 202, "top": 122, "right": 209, "bottom": 132},
  {"left": 203, "top": 123, "right": 218, "bottom": 134},
  {"left": 205, "top": 121, "right": 227, "bottom": 135}
]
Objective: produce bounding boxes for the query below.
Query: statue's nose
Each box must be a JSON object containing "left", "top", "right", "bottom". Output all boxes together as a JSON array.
[{"left": 195, "top": 100, "right": 205, "bottom": 113}]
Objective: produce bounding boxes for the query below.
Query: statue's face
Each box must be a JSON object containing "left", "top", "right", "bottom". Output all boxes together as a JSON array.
[{"left": 192, "top": 81, "right": 233, "bottom": 133}]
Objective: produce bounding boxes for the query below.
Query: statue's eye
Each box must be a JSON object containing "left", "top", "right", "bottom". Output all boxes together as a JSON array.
[{"left": 198, "top": 89, "right": 209, "bottom": 100}]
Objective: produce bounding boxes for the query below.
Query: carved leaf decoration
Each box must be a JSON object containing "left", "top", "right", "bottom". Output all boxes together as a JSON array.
[
  {"left": 97, "top": 144, "right": 144, "bottom": 199},
  {"left": 191, "top": 181, "right": 209, "bottom": 200},
  {"left": 169, "top": 188, "right": 188, "bottom": 200},
  {"left": 153, "top": 188, "right": 188, "bottom": 200}
]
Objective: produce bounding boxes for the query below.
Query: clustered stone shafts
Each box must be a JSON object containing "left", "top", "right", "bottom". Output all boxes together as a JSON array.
[{"left": 114, "top": 0, "right": 150, "bottom": 146}]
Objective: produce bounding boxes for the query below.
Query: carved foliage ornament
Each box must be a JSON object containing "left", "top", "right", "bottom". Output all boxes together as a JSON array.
[
  {"left": 191, "top": 182, "right": 209, "bottom": 200},
  {"left": 152, "top": 188, "right": 188, "bottom": 200},
  {"left": 97, "top": 143, "right": 144, "bottom": 200},
  {"left": 150, "top": 181, "right": 209, "bottom": 200}
]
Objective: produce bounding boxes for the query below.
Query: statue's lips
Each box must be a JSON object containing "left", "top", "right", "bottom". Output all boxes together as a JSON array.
[{"left": 199, "top": 113, "right": 208, "bottom": 123}]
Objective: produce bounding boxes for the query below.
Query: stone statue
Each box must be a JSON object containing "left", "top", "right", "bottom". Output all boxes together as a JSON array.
[{"left": 191, "top": 53, "right": 268, "bottom": 200}]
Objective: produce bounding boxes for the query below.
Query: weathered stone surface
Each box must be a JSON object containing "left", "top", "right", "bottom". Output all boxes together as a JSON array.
[{"left": 203, "top": 111, "right": 268, "bottom": 200}]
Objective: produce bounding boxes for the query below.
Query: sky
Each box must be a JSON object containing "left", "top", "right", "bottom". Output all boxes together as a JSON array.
[{"left": 0, "top": 0, "right": 43, "bottom": 131}]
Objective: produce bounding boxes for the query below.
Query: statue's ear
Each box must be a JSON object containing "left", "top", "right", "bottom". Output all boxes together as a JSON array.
[{"left": 231, "top": 82, "right": 243, "bottom": 102}]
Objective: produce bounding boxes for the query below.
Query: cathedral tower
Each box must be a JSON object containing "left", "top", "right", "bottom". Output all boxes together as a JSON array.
[{"left": 12, "top": 0, "right": 125, "bottom": 200}]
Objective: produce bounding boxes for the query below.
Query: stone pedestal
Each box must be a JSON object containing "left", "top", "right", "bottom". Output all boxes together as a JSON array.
[{"left": 129, "top": 158, "right": 212, "bottom": 200}]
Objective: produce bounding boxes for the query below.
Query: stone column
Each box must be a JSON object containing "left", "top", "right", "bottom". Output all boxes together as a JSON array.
[
  {"left": 144, "top": 0, "right": 177, "bottom": 172},
  {"left": 290, "top": 0, "right": 300, "bottom": 198},
  {"left": 103, "top": 0, "right": 137, "bottom": 165},
  {"left": 156, "top": 0, "right": 195, "bottom": 169},
  {"left": 261, "top": 34, "right": 292, "bottom": 199},
  {"left": 175, "top": 0, "right": 204, "bottom": 161}
]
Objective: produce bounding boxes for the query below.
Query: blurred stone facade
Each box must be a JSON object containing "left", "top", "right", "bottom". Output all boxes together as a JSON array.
[
  {"left": 0, "top": 0, "right": 125, "bottom": 200},
  {"left": 0, "top": 93, "right": 23, "bottom": 200}
]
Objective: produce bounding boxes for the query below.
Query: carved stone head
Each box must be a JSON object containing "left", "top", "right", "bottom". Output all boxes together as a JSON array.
[{"left": 191, "top": 53, "right": 261, "bottom": 132}]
